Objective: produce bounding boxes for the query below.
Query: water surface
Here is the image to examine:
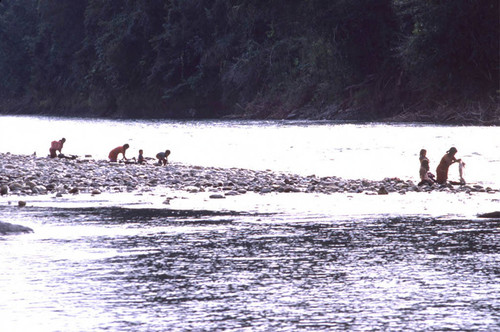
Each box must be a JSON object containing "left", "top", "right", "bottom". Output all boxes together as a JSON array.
[
  {"left": 0, "top": 116, "right": 499, "bottom": 331},
  {"left": 0, "top": 205, "right": 498, "bottom": 331}
]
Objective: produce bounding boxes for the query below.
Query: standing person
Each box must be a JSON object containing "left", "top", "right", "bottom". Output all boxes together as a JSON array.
[
  {"left": 137, "top": 149, "right": 145, "bottom": 164},
  {"left": 435, "top": 147, "right": 461, "bottom": 184},
  {"left": 49, "top": 138, "right": 66, "bottom": 158},
  {"left": 156, "top": 150, "right": 171, "bottom": 166},
  {"left": 108, "top": 144, "right": 129, "bottom": 162}
]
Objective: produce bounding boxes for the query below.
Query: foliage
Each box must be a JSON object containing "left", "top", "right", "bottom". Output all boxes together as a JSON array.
[
  {"left": 395, "top": 0, "right": 499, "bottom": 92},
  {"left": 0, "top": 0, "right": 497, "bottom": 120}
]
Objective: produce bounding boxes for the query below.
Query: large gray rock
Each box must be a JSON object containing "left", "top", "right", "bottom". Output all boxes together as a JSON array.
[
  {"left": 0, "top": 185, "right": 8, "bottom": 195},
  {"left": 478, "top": 211, "right": 500, "bottom": 219},
  {"left": 0, "top": 221, "right": 33, "bottom": 235}
]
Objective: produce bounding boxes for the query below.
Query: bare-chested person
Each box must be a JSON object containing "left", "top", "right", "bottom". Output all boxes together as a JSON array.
[
  {"left": 435, "top": 147, "right": 462, "bottom": 184},
  {"left": 108, "top": 144, "right": 129, "bottom": 162}
]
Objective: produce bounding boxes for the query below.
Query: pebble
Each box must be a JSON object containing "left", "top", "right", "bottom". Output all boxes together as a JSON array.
[{"left": 0, "top": 153, "right": 497, "bottom": 198}]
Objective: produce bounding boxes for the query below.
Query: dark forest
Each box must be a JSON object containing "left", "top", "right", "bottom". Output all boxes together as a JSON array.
[{"left": 0, "top": 0, "right": 498, "bottom": 123}]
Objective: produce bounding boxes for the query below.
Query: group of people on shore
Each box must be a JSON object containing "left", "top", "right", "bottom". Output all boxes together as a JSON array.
[
  {"left": 419, "top": 147, "right": 465, "bottom": 186},
  {"left": 50, "top": 138, "right": 170, "bottom": 166},
  {"left": 50, "top": 137, "right": 465, "bottom": 186}
]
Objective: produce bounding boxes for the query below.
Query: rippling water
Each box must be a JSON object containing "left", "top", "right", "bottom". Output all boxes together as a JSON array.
[
  {"left": 0, "top": 205, "right": 498, "bottom": 331},
  {"left": 0, "top": 116, "right": 499, "bottom": 331}
]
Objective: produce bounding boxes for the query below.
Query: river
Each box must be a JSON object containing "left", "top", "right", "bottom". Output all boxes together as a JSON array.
[{"left": 0, "top": 116, "right": 499, "bottom": 331}]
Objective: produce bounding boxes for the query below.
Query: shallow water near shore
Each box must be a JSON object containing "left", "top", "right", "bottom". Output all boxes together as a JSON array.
[
  {"left": 0, "top": 116, "right": 499, "bottom": 331},
  {"left": 0, "top": 198, "right": 499, "bottom": 331}
]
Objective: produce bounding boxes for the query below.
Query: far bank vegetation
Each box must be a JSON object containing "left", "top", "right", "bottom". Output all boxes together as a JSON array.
[{"left": 0, "top": 0, "right": 498, "bottom": 124}]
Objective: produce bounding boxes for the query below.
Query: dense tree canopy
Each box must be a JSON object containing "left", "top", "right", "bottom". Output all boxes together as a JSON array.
[{"left": 0, "top": 0, "right": 498, "bottom": 122}]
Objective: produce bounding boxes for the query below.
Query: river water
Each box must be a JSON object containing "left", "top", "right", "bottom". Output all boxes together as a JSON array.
[{"left": 0, "top": 116, "right": 499, "bottom": 331}]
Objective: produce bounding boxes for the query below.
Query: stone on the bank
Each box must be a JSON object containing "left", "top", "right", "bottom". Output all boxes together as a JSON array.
[
  {"left": 26, "top": 181, "right": 37, "bottom": 188},
  {"left": 0, "top": 185, "right": 8, "bottom": 196},
  {"left": 209, "top": 194, "right": 225, "bottom": 199},
  {"left": 91, "top": 189, "right": 102, "bottom": 195},
  {"left": 9, "top": 182, "right": 23, "bottom": 191},
  {"left": 33, "top": 185, "right": 47, "bottom": 194},
  {"left": 478, "top": 211, "right": 500, "bottom": 218},
  {"left": 185, "top": 186, "right": 200, "bottom": 193},
  {"left": 378, "top": 187, "right": 389, "bottom": 195},
  {"left": 18, "top": 201, "right": 26, "bottom": 207},
  {"left": 0, "top": 221, "right": 33, "bottom": 235}
]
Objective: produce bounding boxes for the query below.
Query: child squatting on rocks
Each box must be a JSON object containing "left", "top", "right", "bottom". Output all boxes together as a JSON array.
[{"left": 156, "top": 150, "right": 170, "bottom": 166}]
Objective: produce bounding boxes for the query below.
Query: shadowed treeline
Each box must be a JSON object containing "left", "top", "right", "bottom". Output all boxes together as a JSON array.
[{"left": 0, "top": 0, "right": 498, "bottom": 123}]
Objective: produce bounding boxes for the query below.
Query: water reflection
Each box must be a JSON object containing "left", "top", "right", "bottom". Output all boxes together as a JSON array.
[{"left": 1, "top": 207, "right": 497, "bottom": 331}]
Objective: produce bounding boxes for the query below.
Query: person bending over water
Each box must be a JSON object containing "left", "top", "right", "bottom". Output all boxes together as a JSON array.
[
  {"left": 156, "top": 150, "right": 170, "bottom": 166},
  {"left": 418, "top": 149, "right": 435, "bottom": 186},
  {"left": 49, "top": 138, "right": 66, "bottom": 158},
  {"left": 109, "top": 144, "right": 129, "bottom": 162},
  {"left": 436, "top": 147, "right": 462, "bottom": 184}
]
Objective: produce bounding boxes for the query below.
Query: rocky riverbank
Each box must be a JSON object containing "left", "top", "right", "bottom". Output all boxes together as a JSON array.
[{"left": 0, "top": 153, "right": 497, "bottom": 199}]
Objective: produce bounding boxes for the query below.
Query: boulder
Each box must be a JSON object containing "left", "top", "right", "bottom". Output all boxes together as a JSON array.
[
  {"left": 0, "top": 221, "right": 33, "bottom": 235},
  {"left": 478, "top": 211, "right": 500, "bottom": 219},
  {"left": 9, "top": 182, "right": 23, "bottom": 191},
  {"left": 378, "top": 187, "right": 389, "bottom": 195},
  {"left": 0, "top": 184, "right": 9, "bottom": 195}
]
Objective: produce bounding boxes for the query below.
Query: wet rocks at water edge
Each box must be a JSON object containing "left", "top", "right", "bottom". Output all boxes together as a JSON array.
[
  {"left": 478, "top": 211, "right": 500, "bottom": 219},
  {"left": 0, "top": 184, "right": 8, "bottom": 195},
  {"left": 0, "top": 221, "right": 33, "bottom": 235},
  {"left": 0, "top": 153, "right": 498, "bottom": 198}
]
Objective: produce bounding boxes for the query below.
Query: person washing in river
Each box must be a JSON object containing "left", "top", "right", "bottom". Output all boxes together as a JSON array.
[
  {"left": 418, "top": 149, "right": 435, "bottom": 186},
  {"left": 108, "top": 144, "right": 129, "bottom": 162},
  {"left": 435, "top": 147, "right": 464, "bottom": 185},
  {"left": 49, "top": 138, "right": 66, "bottom": 158},
  {"left": 156, "top": 149, "right": 170, "bottom": 166}
]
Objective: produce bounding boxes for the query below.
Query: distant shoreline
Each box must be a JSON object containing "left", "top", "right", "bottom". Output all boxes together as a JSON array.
[{"left": 0, "top": 108, "right": 498, "bottom": 126}]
